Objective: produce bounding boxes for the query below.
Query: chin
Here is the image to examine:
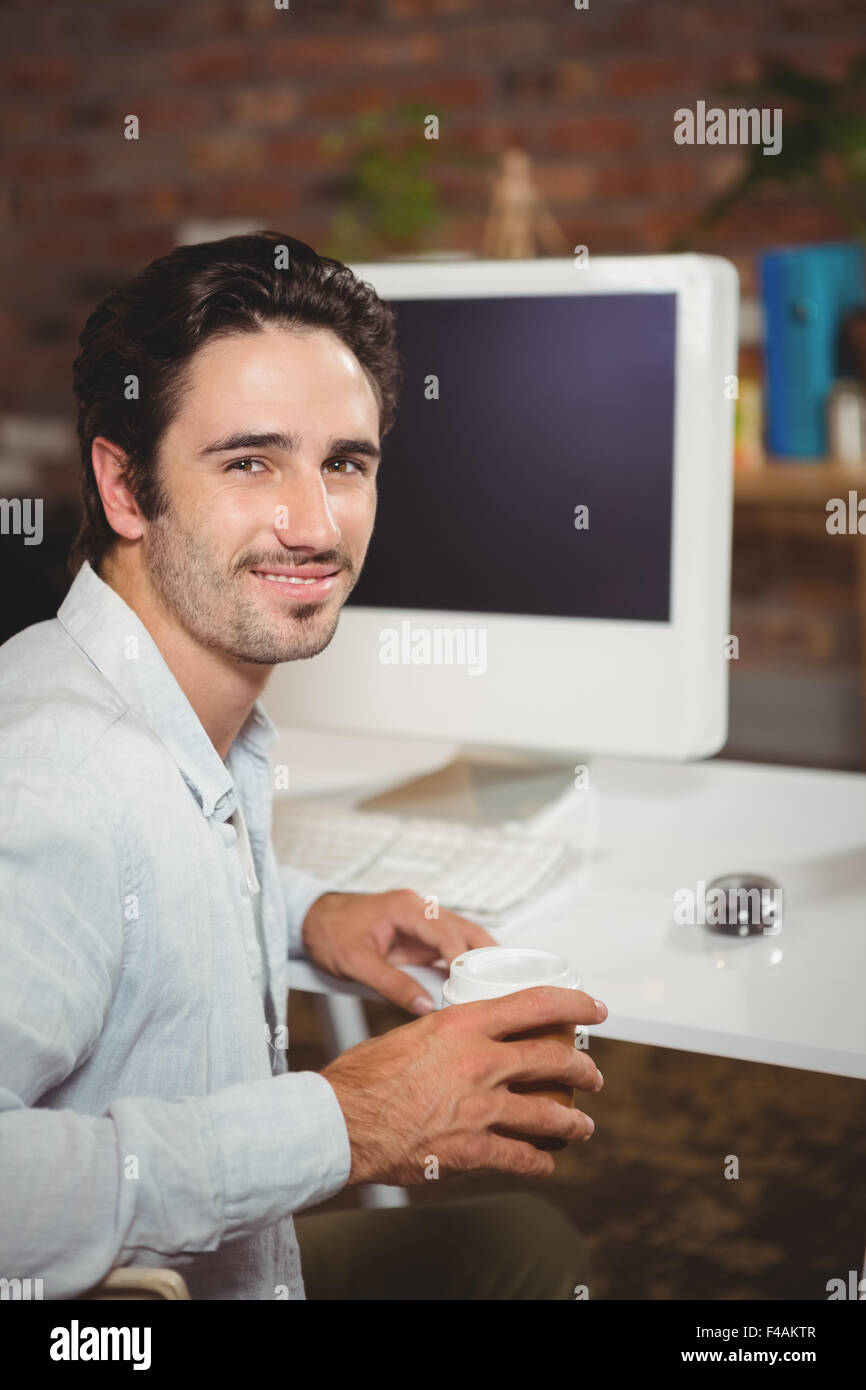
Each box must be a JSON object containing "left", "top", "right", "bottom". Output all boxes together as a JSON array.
[{"left": 280, "top": 610, "right": 341, "bottom": 662}]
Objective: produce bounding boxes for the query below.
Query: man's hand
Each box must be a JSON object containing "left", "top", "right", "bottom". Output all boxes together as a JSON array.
[
  {"left": 322, "top": 986, "right": 607, "bottom": 1186},
  {"left": 301, "top": 888, "right": 498, "bottom": 1014}
]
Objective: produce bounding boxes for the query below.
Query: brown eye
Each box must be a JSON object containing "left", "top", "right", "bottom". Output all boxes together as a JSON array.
[
  {"left": 325, "top": 458, "right": 365, "bottom": 475},
  {"left": 226, "top": 458, "right": 266, "bottom": 475}
]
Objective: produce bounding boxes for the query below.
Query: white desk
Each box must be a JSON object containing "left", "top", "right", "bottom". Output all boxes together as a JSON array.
[{"left": 277, "top": 732, "right": 866, "bottom": 1082}]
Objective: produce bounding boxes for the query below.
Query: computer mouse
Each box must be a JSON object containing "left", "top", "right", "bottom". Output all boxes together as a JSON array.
[{"left": 703, "top": 873, "right": 783, "bottom": 936}]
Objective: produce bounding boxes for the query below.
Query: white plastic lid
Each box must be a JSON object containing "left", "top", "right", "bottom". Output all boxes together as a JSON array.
[{"left": 441, "top": 946, "right": 580, "bottom": 1006}]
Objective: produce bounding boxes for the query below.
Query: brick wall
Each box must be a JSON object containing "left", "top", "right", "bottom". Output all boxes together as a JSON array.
[{"left": 3, "top": 0, "right": 865, "bottom": 420}]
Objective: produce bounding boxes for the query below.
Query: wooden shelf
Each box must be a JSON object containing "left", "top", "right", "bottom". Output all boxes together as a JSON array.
[
  {"left": 734, "top": 460, "right": 866, "bottom": 506},
  {"left": 731, "top": 457, "right": 866, "bottom": 766}
]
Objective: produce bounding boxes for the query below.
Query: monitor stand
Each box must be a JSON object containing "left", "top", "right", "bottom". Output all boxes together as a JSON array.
[{"left": 357, "top": 743, "right": 588, "bottom": 828}]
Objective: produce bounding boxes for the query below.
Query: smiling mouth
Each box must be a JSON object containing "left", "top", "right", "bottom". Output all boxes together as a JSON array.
[
  {"left": 252, "top": 571, "right": 337, "bottom": 585},
  {"left": 248, "top": 566, "right": 342, "bottom": 602}
]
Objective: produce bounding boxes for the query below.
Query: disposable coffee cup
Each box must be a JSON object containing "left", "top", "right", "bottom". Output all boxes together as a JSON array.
[{"left": 441, "top": 947, "right": 582, "bottom": 1151}]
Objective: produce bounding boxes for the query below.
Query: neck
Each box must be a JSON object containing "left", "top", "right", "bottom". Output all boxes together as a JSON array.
[{"left": 97, "top": 553, "right": 270, "bottom": 762}]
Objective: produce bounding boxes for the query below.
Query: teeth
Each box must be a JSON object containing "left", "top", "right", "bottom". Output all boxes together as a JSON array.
[{"left": 256, "top": 572, "right": 318, "bottom": 584}]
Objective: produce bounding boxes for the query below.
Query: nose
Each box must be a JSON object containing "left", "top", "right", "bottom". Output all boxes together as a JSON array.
[{"left": 273, "top": 466, "right": 341, "bottom": 554}]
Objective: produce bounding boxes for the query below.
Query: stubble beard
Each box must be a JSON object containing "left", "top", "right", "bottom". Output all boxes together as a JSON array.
[{"left": 143, "top": 511, "right": 351, "bottom": 666}]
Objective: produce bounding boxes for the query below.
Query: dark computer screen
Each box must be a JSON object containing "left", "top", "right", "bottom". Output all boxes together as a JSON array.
[{"left": 349, "top": 292, "right": 677, "bottom": 622}]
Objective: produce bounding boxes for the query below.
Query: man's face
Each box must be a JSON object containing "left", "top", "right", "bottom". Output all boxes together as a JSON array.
[{"left": 140, "top": 325, "right": 380, "bottom": 665}]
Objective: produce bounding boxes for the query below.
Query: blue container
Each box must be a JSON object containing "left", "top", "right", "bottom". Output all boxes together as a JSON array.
[{"left": 759, "top": 242, "right": 865, "bottom": 457}]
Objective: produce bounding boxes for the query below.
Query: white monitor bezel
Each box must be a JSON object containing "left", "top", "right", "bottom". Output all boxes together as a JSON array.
[{"left": 266, "top": 254, "right": 738, "bottom": 761}]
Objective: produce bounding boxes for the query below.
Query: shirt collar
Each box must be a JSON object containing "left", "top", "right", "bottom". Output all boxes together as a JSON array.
[{"left": 57, "top": 560, "right": 279, "bottom": 820}]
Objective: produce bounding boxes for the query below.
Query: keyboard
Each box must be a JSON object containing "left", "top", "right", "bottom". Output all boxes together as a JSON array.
[{"left": 272, "top": 804, "right": 571, "bottom": 916}]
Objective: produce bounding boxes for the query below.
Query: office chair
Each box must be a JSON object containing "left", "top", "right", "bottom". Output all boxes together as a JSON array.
[{"left": 78, "top": 1267, "right": 190, "bottom": 1300}]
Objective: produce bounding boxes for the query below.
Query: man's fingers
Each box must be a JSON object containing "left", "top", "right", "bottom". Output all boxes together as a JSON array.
[
  {"left": 490, "top": 1036, "right": 602, "bottom": 1095},
  {"left": 382, "top": 891, "right": 464, "bottom": 959},
  {"left": 385, "top": 941, "right": 441, "bottom": 966},
  {"left": 383, "top": 890, "right": 498, "bottom": 962},
  {"left": 439, "top": 908, "right": 498, "bottom": 951},
  {"left": 458, "top": 985, "right": 608, "bottom": 1037},
  {"left": 348, "top": 950, "right": 435, "bottom": 1015},
  {"left": 470, "top": 1132, "right": 557, "bottom": 1180},
  {"left": 497, "top": 1091, "right": 596, "bottom": 1142}
]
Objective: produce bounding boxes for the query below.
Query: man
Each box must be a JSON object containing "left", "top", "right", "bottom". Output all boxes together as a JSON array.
[{"left": 0, "top": 232, "right": 605, "bottom": 1300}]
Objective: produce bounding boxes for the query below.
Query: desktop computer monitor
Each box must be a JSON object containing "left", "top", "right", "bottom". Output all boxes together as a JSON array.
[{"left": 267, "top": 254, "right": 738, "bottom": 774}]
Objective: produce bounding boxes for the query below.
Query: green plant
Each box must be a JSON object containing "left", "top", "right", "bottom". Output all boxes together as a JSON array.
[
  {"left": 669, "top": 51, "right": 866, "bottom": 251},
  {"left": 317, "top": 102, "right": 488, "bottom": 261}
]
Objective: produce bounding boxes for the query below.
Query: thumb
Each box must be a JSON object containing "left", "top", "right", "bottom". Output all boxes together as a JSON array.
[{"left": 352, "top": 952, "right": 437, "bottom": 1016}]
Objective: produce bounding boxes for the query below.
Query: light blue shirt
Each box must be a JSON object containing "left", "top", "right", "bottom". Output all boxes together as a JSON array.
[{"left": 0, "top": 559, "right": 352, "bottom": 1299}]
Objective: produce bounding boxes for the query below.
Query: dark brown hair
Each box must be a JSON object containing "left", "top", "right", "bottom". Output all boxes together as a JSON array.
[{"left": 69, "top": 230, "right": 402, "bottom": 578}]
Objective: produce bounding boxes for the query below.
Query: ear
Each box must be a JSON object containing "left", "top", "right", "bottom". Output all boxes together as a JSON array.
[{"left": 91, "top": 437, "right": 146, "bottom": 543}]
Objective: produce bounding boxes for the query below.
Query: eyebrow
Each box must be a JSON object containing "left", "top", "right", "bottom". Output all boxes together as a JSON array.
[{"left": 196, "top": 430, "right": 381, "bottom": 462}]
